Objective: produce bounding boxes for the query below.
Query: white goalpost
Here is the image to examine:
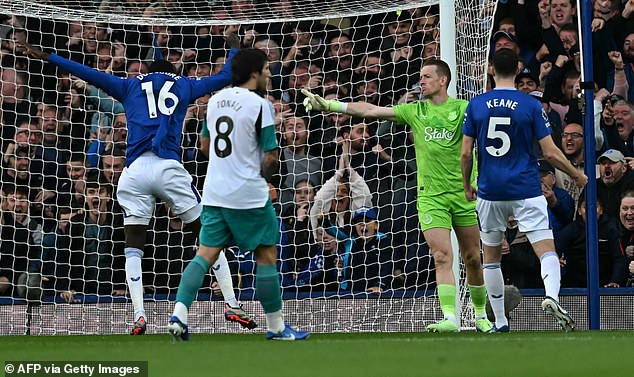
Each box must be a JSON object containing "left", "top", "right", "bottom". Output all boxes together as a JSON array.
[{"left": 0, "top": 0, "right": 496, "bottom": 335}]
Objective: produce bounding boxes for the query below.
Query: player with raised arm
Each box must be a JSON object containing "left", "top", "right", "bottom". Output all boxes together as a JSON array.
[
  {"left": 168, "top": 48, "right": 309, "bottom": 341},
  {"left": 461, "top": 48, "right": 588, "bottom": 332},
  {"left": 302, "top": 59, "right": 493, "bottom": 333},
  {"left": 18, "top": 35, "right": 257, "bottom": 335}
]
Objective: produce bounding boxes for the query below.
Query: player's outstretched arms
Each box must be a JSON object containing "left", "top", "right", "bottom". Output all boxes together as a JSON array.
[
  {"left": 301, "top": 88, "right": 397, "bottom": 121},
  {"left": 17, "top": 42, "right": 126, "bottom": 99},
  {"left": 15, "top": 42, "right": 50, "bottom": 60}
]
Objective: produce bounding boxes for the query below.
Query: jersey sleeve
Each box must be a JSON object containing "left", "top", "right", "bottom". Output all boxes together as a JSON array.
[
  {"left": 260, "top": 100, "right": 278, "bottom": 152},
  {"left": 190, "top": 48, "right": 238, "bottom": 98},
  {"left": 48, "top": 54, "right": 128, "bottom": 100},
  {"left": 260, "top": 126, "right": 278, "bottom": 152},
  {"left": 532, "top": 101, "right": 552, "bottom": 141},
  {"left": 461, "top": 101, "right": 476, "bottom": 137},
  {"left": 200, "top": 119, "right": 210, "bottom": 138},
  {"left": 392, "top": 103, "right": 411, "bottom": 125}
]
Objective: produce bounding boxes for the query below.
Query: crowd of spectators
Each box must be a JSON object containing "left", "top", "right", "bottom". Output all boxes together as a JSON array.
[{"left": 1, "top": 0, "right": 634, "bottom": 302}]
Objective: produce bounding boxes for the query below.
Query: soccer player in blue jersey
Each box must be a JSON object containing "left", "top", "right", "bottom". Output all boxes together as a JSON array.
[
  {"left": 19, "top": 36, "right": 257, "bottom": 334},
  {"left": 461, "top": 48, "right": 588, "bottom": 332}
]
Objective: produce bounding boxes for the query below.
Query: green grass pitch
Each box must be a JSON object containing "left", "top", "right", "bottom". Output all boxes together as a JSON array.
[{"left": 2, "top": 331, "right": 632, "bottom": 377}]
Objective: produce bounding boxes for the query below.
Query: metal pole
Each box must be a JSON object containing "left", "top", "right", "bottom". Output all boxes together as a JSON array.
[
  {"left": 439, "top": 0, "right": 457, "bottom": 97},
  {"left": 439, "top": 0, "right": 462, "bottom": 324},
  {"left": 577, "top": 0, "right": 600, "bottom": 330}
]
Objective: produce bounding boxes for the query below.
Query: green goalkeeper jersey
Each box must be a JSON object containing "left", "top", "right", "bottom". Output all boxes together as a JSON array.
[{"left": 393, "top": 97, "right": 476, "bottom": 197}]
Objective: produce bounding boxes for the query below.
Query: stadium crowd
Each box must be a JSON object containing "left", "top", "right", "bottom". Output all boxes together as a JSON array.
[{"left": 1, "top": 0, "right": 634, "bottom": 302}]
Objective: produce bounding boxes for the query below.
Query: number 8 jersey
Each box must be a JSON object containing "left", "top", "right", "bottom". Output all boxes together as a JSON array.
[
  {"left": 462, "top": 87, "right": 551, "bottom": 201},
  {"left": 202, "top": 87, "right": 278, "bottom": 209}
]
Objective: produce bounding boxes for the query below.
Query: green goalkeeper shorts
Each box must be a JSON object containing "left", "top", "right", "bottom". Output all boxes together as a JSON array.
[
  {"left": 199, "top": 199, "right": 280, "bottom": 251},
  {"left": 417, "top": 190, "right": 478, "bottom": 231}
]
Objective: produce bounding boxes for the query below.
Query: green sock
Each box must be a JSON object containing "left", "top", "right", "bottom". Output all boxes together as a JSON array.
[
  {"left": 437, "top": 284, "right": 456, "bottom": 318},
  {"left": 175, "top": 255, "right": 210, "bottom": 308},
  {"left": 468, "top": 284, "right": 487, "bottom": 318},
  {"left": 256, "top": 264, "right": 282, "bottom": 313}
]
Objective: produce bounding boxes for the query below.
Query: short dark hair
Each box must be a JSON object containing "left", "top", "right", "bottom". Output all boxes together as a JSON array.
[
  {"left": 622, "top": 190, "right": 634, "bottom": 201},
  {"left": 492, "top": 48, "right": 519, "bottom": 78},
  {"left": 109, "top": 145, "right": 127, "bottom": 159},
  {"left": 423, "top": 59, "right": 451, "bottom": 86},
  {"left": 57, "top": 206, "right": 72, "bottom": 218},
  {"left": 15, "top": 116, "right": 35, "bottom": 128},
  {"left": 326, "top": 31, "right": 351, "bottom": 45},
  {"left": 560, "top": 23, "right": 578, "bottom": 35},
  {"left": 148, "top": 59, "right": 175, "bottom": 74},
  {"left": 1, "top": 183, "right": 25, "bottom": 197},
  {"left": 231, "top": 48, "right": 268, "bottom": 86},
  {"left": 578, "top": 190, "right": 603, "bottom": 209},
  {"left": 85, "top": 173, "right": 100, "bottom": 189},
  {"left": 126, "top": 59, "right": 148, "bottom": 72},
  {"left": 563, "top": 70, "right": 581, "bottom": 83},
  {"left": 68, "top": 152, "right": 87, "bottom": 164}
]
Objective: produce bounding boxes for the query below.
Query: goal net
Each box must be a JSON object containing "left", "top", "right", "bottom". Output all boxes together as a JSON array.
[{"left": 0, "top": 0, "right": 495, "bottom": 335}]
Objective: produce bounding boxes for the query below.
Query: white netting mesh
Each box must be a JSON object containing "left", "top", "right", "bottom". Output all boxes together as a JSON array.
[{"left": 0, "top": 0, "right": 496, "bottom": 334}]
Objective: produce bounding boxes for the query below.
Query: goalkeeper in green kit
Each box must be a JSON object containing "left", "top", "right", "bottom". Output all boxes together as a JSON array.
[{"left": 302, "top": 59, "right": 492, "bottom": 332}]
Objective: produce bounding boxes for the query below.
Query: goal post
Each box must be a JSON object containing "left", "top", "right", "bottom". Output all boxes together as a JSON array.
[
  {"left": 0, "top": 0, "right": 496, "bottom": 335},
  {"left": 575, "top": 0, "right": 600, "bottom": 330},
  {"left": 439, "top": 0, "right": 457, "bottom": 97}
]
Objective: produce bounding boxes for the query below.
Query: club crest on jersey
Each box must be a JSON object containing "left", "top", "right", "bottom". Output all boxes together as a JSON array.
[{"left": 447, "top": 111, "right": 458, "bottom": 121}]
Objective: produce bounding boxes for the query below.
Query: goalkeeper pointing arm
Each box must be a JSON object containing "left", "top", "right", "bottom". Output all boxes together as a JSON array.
[
  {"left": 302, "top": 88, "right": 398, "bottom": 121},
  {"left": 302, "top": 59, "right": 493, "bottom": 333}
]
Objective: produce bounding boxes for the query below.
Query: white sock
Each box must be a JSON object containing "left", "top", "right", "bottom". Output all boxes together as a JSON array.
[
  {"left": 173, "top": 302, "right": 188, "bottom": 325},
  {"left": 125, "top": 248, "right": 145, "bottom": 321},
  {"left": 212, "top": 250, "right": 239, "bottom": 308},
  {"left": 265, "top": 310, "right": 285, "bottom": 333},
  {"left": 483, "top": 263, "right": 508, "bottom": 328},
  {"left": 540, "top": 251, "right": 561, "bottom": 301}
]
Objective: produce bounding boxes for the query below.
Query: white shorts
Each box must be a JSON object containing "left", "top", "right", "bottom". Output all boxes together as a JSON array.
[
  {"left": 117, "top": 152, "right": 201, "bottom": 225},
  {"left": 476, "top": 196, "right": 550, "bottom": 233}
]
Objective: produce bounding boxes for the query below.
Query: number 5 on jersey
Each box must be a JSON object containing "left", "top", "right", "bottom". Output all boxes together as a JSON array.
[{"left": 486, "top": 116, "right": 511, "bottom": 157}]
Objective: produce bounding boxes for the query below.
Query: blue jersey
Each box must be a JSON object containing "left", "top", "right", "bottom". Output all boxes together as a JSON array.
[
  {"left": 48, "top": 49, "right": 237, "bottom": 166},
  {"left": 462, "top": 88, "right": 551, "bottom": 200}
]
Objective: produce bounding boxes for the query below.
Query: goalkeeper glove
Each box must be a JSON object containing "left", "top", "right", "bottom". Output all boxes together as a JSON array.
[{"left": 301, "top": 88, "right": 348, "bottom": 113}]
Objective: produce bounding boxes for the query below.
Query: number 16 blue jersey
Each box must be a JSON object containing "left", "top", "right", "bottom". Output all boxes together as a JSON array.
[
  {"left": 48, "top": 50, "right": 237, "bottom": 167},
  {"left": 462, "top": 88, "right": 552, "bottom": 201}
]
